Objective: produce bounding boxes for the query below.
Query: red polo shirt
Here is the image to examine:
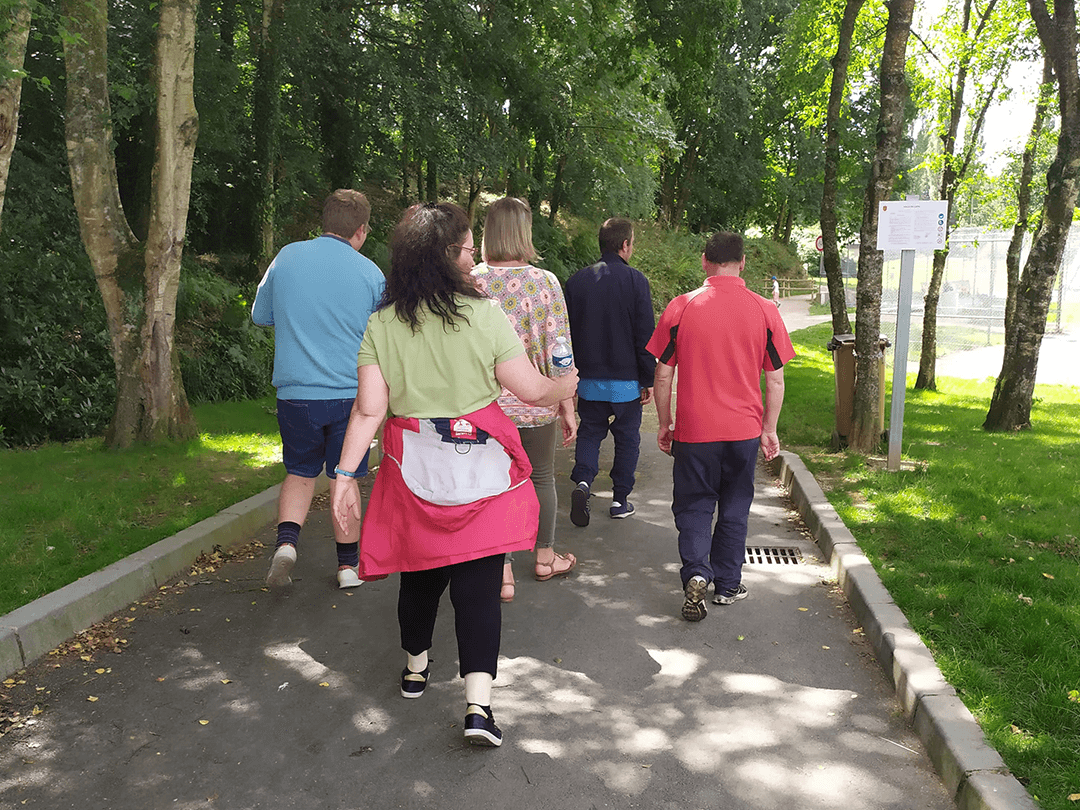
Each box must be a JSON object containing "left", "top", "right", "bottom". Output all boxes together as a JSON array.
[{"left": 646, "top": 275, "right": 795, "bottom": 443}]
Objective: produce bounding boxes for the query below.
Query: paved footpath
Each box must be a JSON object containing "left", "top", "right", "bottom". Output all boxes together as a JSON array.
[{"left": 0, "top": 296, "right": 1031, "bottom": 810}]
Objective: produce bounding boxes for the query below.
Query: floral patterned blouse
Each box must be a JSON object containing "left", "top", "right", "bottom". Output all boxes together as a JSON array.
[{"left": 471, "top": 262, "right": 574, "bottom": 427}]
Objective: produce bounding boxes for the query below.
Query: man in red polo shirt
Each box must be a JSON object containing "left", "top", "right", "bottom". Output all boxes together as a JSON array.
[{"left": 646, "top": 232, "right": 795, "bottom": 622}]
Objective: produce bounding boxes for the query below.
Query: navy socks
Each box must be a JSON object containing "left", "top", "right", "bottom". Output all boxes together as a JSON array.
[
  {"left": 276, "top": 521, "right": 301, "bottom": 549},
  {"left": 337, "top": 541, "right": 359, "bottom": 568}
]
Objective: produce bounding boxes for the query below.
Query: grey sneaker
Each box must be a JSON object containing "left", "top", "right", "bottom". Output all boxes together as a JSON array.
[
  {"left": 713, "top": 583, "right": 748, "bottom": 605},
  {"left": 570, "top": 481, "right": 591, "bottom": 527},
  {"left": 266, "top": 544, "right": 296, "bottom": 586},
  {"left": 681, "top": 575, "right": 709, "bottom": 622}
]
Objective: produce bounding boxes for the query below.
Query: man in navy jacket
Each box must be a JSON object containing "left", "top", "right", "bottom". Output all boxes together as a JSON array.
[{"left": 564, "top": 218, "right": 656, "bottom": 525}]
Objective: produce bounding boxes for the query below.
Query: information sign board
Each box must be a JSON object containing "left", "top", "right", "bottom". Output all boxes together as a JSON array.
[{"left": 876, "top": 200, "right": 948, "bottom": 251}]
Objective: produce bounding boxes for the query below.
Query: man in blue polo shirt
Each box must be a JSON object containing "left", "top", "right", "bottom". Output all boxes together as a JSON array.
[
  {"left": 564, "top": 218, "right": 656, "bottom": 525},
  {"left": 252, "top": 189, "right": 385, "bottom": 589}
]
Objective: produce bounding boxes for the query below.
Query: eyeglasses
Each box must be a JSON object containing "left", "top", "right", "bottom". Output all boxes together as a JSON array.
[{"left": 453, "top": 244, "right": 480, "bottom": 257}]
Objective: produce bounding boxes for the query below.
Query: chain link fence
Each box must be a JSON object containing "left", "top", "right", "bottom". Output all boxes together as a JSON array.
[{"left": 838, "top": 224, "right": 1080, "bottom": 363}]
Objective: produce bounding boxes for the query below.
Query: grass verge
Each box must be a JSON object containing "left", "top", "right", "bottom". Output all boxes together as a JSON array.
[
  {"left": 783, "top": 323, "right": 1080, "bottom": 810},
  {"left": 0, "top": 396, "right": 283, "bottom": 616}
]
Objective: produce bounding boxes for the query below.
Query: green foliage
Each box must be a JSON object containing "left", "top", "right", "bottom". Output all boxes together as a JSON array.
[
  {"left": 631, "top": 224, "right": 708, "bottom": 311},
  {"left": 175, "top": 260, "right": 275, "bottom": 405},
  {"left": 0, "top": 241, "right": 114, "bottom": 448},
  {"left": 530, "top": 215, "right": 596, "bottom": 283}
]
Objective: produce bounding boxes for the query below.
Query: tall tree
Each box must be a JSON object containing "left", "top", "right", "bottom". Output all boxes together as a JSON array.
[
  {"left": 820, "top": 0, "right": 866, "bottom": 334},
  {"left": 0, "top": 0, "right": 32, "bottom": 231},
  {"left": 849, "top": 0, "right": 915, "bottom": 453},
  {"left": 984, "top": 0, "right": 1079, "bottom": 431},
  {"left": 62, "top": 0, "right": 199, "bottom": 447},
  {"left": 913, "top": 0, "right": 1016, "bottom": 390},
  {"left": 1003, "top": 55, "right": 1053, "bottom": 350},
  {"left": 251, "top": 0, "right": 283, "bottom": 273}
]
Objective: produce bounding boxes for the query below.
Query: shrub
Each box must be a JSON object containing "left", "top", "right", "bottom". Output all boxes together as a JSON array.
[
  {"left": 176, "top": 259, "right": 275, "bottom": 404},
  {"left": 0, "top": 244, "right": 115, "bottom": 447}
]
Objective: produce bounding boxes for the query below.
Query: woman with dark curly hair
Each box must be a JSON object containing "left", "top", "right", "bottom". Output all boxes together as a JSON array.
[{"left": 332, "top": 202, "right": 577, "bottom": 747}]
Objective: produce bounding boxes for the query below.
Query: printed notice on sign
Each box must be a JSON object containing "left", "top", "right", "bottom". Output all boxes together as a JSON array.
[{"left": 876, "top": 200, "right": 948, "bottom": 251}]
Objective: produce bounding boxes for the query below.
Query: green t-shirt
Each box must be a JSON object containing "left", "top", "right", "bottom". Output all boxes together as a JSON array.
[{"left": 358, "top": 296, "right": 525, "bottom": 418}]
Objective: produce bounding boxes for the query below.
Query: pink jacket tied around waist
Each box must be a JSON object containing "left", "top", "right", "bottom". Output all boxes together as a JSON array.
[{"left": 358, "top": 400, "right": 539, "bottom": 579}]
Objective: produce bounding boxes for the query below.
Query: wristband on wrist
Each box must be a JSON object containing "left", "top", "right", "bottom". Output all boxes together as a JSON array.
[{"left": 334, "top": 465, "right": 360, "bottom": 479}]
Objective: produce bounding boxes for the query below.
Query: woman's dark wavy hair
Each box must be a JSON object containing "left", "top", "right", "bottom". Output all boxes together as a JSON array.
[{"left": 380, "top": 202, "right": 486, "bottom": 332}]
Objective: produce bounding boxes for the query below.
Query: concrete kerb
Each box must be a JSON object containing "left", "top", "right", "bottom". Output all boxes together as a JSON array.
[
  {"left": 773, "top": 451, "right": 1037, "bottom": 810},
  {"left": 0, "top": 478, "right": 328, "bottom": 681}
]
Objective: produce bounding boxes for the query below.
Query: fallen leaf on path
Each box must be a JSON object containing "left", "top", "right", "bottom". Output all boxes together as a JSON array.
[
  {"left": 798, "top": 608, "right": 809, "bottom": 612},
  {"left": 198, "top": 720, "right": 209, "bottom": 725},
  {"left": 87, "top": 696, "right": 98, "bottom": 702},
  {"left": 1042, "top": 573, "right": 1055, "bottom": 579},
  {"left": 221, "top": 679, "right": 232, "bottom": 684},
  {"left": 319, "top": 682, "right": 330, "bottom": 688}
]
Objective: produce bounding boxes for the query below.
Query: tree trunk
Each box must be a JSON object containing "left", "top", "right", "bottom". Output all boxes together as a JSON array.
[
  {"left": 62, "top": 0, "right": 199, "bottom": 448},
  {"left": 251, "top": 0, "right": 283, "bottom": 274},
  {"left": 0, "top": 0, "right": 32, "bottom": 232},
  {"left": 549, "top": 152, "right": 567, "bottom": 225},
  {"left": 529, "top": 140, "right": 545, "bottom": 211},
  {"left": 466, "top": 172, "right": 482, "bottom": 226},
  {"left": 915, "top": 0, "right": 1001, "bottom": 390},
  {"left": 1004, "top": 56, "right": 1053, "bottom": 349},
  {"left": 425, "top": 154, "right": 437, "bottom": 201},
  {"left": 985, "top": 0, "right": 1079, "bottom": 431},
  {"left": 671, "top": 131, "right": 701, "bottom": 227},
  {"left": 399, "top": 138, "right": 410, "bottom": 206},
  {"left": 138, "top": 0, "right": 199, "bottom": 445},
  {"left": 914, "top": 247, "right": 948, "bottom": 390},
  {"left": 849, "top": 0, "right": 915, "bottom": 453},
  {"left": 658, "top": 151, "right": 679, "bottom": 225},
  {"left": 820, "top": 0, "right": 864, "bottom": 335}
]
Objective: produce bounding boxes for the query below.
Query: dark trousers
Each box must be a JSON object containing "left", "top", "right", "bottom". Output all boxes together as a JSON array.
[
  {"left": 571, "top": 397, "right": 642, "bottom": 502},
  {"left": 671, "top": 438, "right": 759, "bottom": 590},
  {"left": 398, "top": 553, "right": 504, "bottom": 678}
]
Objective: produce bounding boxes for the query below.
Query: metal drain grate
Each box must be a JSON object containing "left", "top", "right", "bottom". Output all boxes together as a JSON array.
[{"left": 744, "top": 546, "right": 802, "bottom": 565}]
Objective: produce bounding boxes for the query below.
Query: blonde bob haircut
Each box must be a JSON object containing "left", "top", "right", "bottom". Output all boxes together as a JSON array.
[{"left": 481, "top": 197, "right": 539, "bottom": 263}]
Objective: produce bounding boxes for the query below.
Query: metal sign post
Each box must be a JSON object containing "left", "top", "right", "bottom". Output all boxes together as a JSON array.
[
  {"left": 876, "top": 199, "right": 947, "bottom": 472},
  {"left": 888, "top": 249, "right": 915, "bottom": 471}
]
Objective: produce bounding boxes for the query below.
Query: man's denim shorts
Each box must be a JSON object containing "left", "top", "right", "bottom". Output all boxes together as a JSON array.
[{"left": 277, "top": 398, "right": 369, "bottom": 479}]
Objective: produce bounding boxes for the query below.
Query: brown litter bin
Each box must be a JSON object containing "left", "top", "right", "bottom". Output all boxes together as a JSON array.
[
  {"left": 826, "top": 334, "right": 855, "bottom": 450},
  {"left": 826, "top": 333, "right": 892, "bottom": 450}
]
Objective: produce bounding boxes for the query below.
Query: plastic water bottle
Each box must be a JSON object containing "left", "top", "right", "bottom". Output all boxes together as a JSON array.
[{"left": 551, "top": 336, "right": 573, "bottom": 370}]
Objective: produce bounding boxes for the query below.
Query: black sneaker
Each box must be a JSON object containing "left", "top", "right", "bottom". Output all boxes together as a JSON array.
[
  {"left": 463, "top": 704, "right": 502, "bottom": 747},
  {"left": 400, "top": 666, "right": 429, "bottom": 699},
  {"left": 713, "top": 583, "right": 749, "bottom": 605},
  {"left": 681, "top": 576, "right": 709, "bottom": 622},
  {"left": 570, "top": 481, "right": 590, "bottom": 527}
]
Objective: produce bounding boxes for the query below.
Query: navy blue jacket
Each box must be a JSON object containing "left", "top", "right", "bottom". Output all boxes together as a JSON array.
[{"left": 564, "top": 253, "right": 656, "bottom": 389}]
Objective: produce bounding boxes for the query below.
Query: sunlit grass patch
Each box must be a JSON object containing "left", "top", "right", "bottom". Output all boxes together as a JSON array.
[{"left": 0, "top": 396, "right": 283, "bottom": 616}]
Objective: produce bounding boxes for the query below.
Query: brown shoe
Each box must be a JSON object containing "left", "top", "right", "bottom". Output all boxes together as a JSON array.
[
  {"left": 500, "top": 562, "right": 515, "bottom": 603},
  {"left": 534, "top": 551, "right": 577, "bottom": 581}
]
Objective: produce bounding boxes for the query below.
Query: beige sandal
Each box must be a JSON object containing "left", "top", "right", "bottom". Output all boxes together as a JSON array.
[
  {"left": 534, "top": 551, "right": 577, "bottom": 581},
  {"left": 500, "top": 562, "right": 515, "bottom": 603}
]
